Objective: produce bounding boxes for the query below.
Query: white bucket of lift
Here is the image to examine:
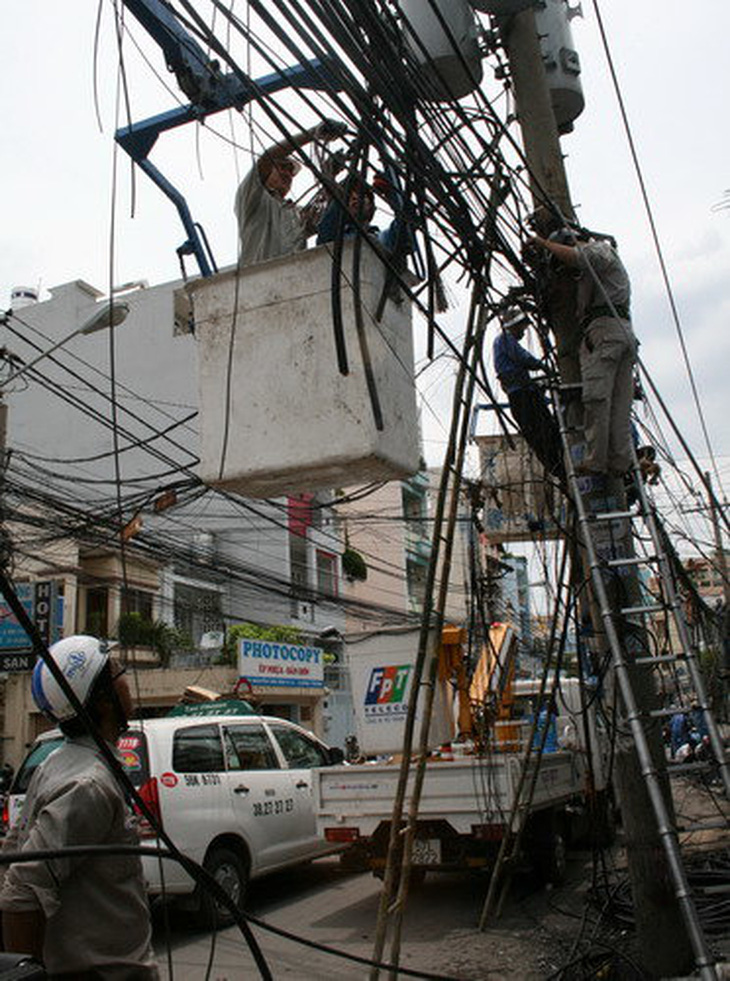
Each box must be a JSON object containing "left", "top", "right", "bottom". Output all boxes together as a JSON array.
[{"left": 186, "top": 241, "right": 420, "bottom": 498}]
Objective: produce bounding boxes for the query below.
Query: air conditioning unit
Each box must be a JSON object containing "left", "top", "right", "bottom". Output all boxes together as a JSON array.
[
  {"left": 200, "top": 631, "right": 225, "bottom": 651},
  {"left": 292, "top": 600, "right": 315, "bottom": 623},
  {"left": 190, "top": 531, "right": 217, "bottom": 564}
]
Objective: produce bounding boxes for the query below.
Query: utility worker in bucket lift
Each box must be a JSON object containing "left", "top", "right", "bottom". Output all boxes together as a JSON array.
[
  {"left": 235, "top": 118, "right": 348, "bottom": 267},
  {"left": 493, "top": 306, "right": 565, "bottom": 481},
  {"left": 525, "top": 226, "right": 638, "bottom": 477},
  {"left": 316, "top": 174, "right": 409, "bottom": 255},
  {"left": 0, "top": 636, "right": 159, "bottom": 980}
]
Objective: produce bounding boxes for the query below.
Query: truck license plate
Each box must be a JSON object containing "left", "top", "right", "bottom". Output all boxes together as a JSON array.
[{"left": 412, "top": 838, "right": 441, "bottom": 865}]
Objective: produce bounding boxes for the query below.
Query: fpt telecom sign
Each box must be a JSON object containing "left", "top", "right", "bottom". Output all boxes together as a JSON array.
[
  {"left": 0, "top": 581, "right": 64, "bottom": 672},
  {"left": 363, "top": 665, "right": 412, "bottom": 722},
  {"left": 238, "top": 637, "right": 324, "bottom": 689},
  {"left": 348, "top": 628, "right": 451, "bottom": 755}
]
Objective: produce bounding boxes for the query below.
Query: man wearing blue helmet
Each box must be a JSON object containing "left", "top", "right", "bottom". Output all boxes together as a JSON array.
[
  {"left": 0, "top": 636, "right": 158, "bottom": 978},
  {"left": 493, "top": 305, "right": 565, "bottom": 481}
]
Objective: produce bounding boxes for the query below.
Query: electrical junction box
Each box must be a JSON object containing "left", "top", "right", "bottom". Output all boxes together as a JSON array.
[
  {"left": 535, "top": 0, "right": 585, "bottom": 134},
  {"left": 401, "top": 0, "right": 483, "bottom": 101},
  {"left": 186, "top": 241, "right": 420, "bottom": 498}
]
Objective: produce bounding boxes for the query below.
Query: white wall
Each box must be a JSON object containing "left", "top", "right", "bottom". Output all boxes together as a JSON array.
[{"left": 2, "top": 276, "right": 343, "bottom": 635}]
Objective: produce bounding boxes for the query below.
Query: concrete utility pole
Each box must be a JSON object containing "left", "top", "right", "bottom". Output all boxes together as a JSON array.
[
  {"left": 706, "top": 473, "right": 730, "bottom": 703},
  {"left": 499, "top": 7, "right": 695, "bottom": 976},
  {"left": 706, "top": 473, "right": 730, "bottom": 610}
]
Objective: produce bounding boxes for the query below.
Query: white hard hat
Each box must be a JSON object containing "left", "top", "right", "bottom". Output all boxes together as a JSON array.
[
  {"left": 501, "top": 306, "right": 529, "bottom": 331},
  {"left": 32, "top": 635, "right": 109, "bottom": 723}
]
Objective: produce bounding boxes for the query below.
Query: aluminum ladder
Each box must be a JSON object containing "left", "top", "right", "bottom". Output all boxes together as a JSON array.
[{"left": 552, "top": 388, "right": 729, "bottom": 981}]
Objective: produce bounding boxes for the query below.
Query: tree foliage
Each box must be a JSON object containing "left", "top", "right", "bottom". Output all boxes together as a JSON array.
[
  {"left": 116, "top": 612, "right": 191, "bottom": 668},
  {"left": 342, "top": 547, "right": 368, "bottom": 582},
  {"left": 217, "top": 621, "right": 305, "bottom": 666}
]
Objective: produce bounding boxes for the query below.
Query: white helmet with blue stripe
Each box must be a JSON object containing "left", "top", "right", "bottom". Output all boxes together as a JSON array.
[
  {"left": 501, "top": 306, "right": 529, "bottom": 331},
  {"left": 32, "top": 635, "right": 109, "bottom": 723}
]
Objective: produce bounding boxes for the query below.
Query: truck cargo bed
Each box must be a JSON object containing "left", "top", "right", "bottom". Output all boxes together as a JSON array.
[{"left": 315, "top": 751, "right": 585, "bottom": 839}]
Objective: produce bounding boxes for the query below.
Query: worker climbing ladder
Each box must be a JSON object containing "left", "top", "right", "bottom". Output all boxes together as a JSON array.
[{"left": 480, "top": 380, "right": 730, "bottom": 973}]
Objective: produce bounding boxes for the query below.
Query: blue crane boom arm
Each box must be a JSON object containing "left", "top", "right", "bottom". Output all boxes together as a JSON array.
[
  {"left": 121, "top": 0, "right": 222, "bottom": 107},
  {"left": 116, "top": 0, "right": 343, "bottom": 277}
]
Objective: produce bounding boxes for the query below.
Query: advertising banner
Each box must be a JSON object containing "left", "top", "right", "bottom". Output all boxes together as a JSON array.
[
  {"left": 347, "top": 628, "right": 452, "bottom": 755},
  {"left": 237, "top": 637, "right": 324, "bottom": 689},
  {"left": 0, "top": 581, "right": 64, "bottom": 672}
]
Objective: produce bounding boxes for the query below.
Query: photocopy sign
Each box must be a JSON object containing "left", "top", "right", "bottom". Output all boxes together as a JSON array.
[
  {"left": 238, "top": 637, "right": 324, "bottom": 689},
  {"left": 0, "top": 581, "right": 64, "bottom": 672}
]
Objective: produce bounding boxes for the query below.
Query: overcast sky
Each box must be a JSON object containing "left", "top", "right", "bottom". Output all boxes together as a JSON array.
[{"left": 1, "top": 1, "right": 728, "bottom": 510}]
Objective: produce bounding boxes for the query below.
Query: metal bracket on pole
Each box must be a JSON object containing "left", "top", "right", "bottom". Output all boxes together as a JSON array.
[{"left": 469, "top": 402, "right": 515, "bottom": 441}]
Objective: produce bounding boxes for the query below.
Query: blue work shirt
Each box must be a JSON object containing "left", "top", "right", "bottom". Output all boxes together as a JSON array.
[
  {"left": 316, "top": 199, "right": 401, "bottom": 252},
  {"left": 691, "top": 708, "right": 709, "bottom": 740},
  {"left": 670, "top": 712, "right": 690, "bottom": 756},
  {"left": 493, "top": 330, "right": 544, "bottom": 395}
]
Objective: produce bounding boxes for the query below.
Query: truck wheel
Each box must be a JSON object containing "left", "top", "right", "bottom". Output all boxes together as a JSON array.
[
  {"left": 591, "top": 793, "right": 618, "bottom": 847},
  {"left": 200, "top": 847, "right": 249, "bottom": 929},
  {"left": 532, "top": 829, "right": 567, "bottom": 885},
  {"left": 340, "top": 845, "right": 370, "bottom": 872}
]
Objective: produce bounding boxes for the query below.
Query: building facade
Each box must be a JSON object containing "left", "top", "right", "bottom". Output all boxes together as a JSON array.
[{"left": 0, "top": 275, "right": 345, "bottom": 761}]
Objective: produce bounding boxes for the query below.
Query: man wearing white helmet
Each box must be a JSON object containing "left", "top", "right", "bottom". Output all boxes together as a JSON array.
[
  {"left": 0, "top": 636, "right": 158, "bottom": 979},
  {"left": 493, "top": 306, "right": 564, "bottom": 481}
]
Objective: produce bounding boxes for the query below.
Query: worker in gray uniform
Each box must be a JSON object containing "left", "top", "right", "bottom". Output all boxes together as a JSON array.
[
  {"left": 235, "top": 118, "right": 347, "bottom": 266},
  {"left": 1, "top": 636, "right": 158, "bottom": 980},
  {"left": 525, "top": 227, "right": 638, "bottom": 476}
]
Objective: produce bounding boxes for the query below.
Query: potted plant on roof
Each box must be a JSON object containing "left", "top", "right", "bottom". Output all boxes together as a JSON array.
[{"left": 342, "top": 537, "right": 367, "bottom": 583}]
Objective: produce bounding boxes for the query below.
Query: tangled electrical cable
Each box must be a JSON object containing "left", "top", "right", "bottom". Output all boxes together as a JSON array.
[
  {"left": 7, "top": 2, "right": 728, "bottom": 975},
  {"left": 589, "top": 849, "right": 730, "bottom": 939}
]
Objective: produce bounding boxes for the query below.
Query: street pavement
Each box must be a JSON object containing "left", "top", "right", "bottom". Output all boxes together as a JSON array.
[
  {"left": 151, "top": 854, "right": 577, "bottom": 980},
  {"left": 151, "top": 854, "right": 534, "bottom": 980},
  {"left": 153, "top": 858, "right": 382, "bottom": 979}
]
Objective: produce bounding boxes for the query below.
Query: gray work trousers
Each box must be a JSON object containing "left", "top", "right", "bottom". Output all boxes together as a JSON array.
[{"left": 579, "top": 316, "right": 637, "bottom": 474}]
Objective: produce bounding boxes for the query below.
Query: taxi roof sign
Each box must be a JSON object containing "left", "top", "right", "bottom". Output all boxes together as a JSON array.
[{"left": 167, "top": 698, "right": 256, "bottom": 718}]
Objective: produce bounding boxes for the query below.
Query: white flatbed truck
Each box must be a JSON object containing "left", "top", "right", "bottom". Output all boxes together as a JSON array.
[{"left": 313, "top": 678, "right": 612, "bottom": 881}]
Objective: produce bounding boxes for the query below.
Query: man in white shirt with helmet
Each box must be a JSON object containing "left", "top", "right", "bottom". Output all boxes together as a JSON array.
[
  {"left": 235, "top": 118, "right": 347, "bottom": 266},
  {"left": 0, "top": 636, "right": 158, "bottom": 980}
]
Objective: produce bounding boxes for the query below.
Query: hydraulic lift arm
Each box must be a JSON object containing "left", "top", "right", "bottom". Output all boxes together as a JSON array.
[{"left": 116, "top": 0, "right": 343, "bottom": 276}]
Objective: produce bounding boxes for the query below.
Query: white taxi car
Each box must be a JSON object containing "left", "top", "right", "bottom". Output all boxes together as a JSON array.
[{"left": 7, "top": 710, "right": 345, "bottom": 926}]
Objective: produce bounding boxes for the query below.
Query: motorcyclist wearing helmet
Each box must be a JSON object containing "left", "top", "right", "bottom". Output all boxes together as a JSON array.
[
  {"left": 31, "top": 636, "right": 132, "bottom": 739},
  {"left": 0, "top": 636, "right": 158, "bottom": 978}
]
